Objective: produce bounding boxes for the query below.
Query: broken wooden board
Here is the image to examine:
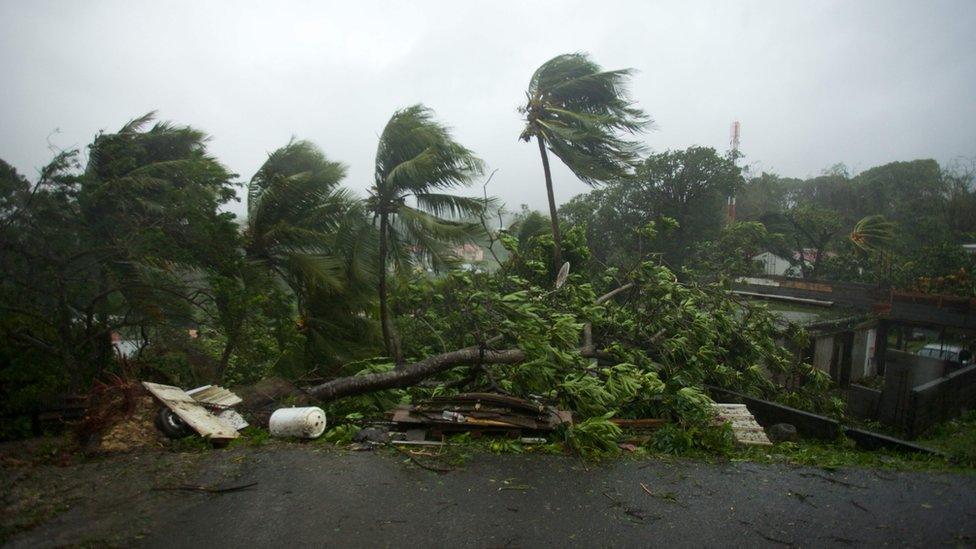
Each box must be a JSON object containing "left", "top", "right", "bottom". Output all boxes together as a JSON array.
[
  {"left": 711, "top": 403, "right": 772, "bottom": 446},
  {"left": 143, "top": 382, "right": 239, "bottom": 440},
  {"left": 391, "top": 393, "right": 572, "bottom": 434}
]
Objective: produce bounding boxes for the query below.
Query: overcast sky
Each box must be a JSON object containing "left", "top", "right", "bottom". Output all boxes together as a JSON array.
[{"left": 1, "top": 0, "right": 974, "bottom": 217}]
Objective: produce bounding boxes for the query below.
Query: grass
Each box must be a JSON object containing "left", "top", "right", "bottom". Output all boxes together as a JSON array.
[
  {"left": 917, "top": 410, "right": 976, "bottom": 467},
  {"left": 731, "top": 440, "right": 949, "bottom": 471}
]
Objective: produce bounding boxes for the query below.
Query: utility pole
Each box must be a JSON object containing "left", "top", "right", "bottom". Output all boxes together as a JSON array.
[{"left": 726, "top": 120, "right": 741, "bottom": 225}]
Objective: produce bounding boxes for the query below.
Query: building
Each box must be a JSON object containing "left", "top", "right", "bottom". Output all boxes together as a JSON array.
[
  {"left": 752, "top": 251, "right": 792, "bottom": 276},
  {"left": 453, "top": 243, "right": 484, "bottom": 264}
]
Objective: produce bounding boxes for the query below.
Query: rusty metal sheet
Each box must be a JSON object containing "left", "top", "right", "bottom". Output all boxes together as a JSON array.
[{"left": 778, "top": 279, "right": 834, "bottom": 293}]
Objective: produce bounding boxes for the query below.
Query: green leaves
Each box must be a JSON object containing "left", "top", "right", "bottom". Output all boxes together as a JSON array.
[{"left": 564, "top": 412, "right": 623, "bottom": 458}]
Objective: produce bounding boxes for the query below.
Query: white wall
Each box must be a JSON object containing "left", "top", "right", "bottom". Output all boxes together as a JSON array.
[{"left": 752, "top": 252, "right": 792, "bottom": 276}]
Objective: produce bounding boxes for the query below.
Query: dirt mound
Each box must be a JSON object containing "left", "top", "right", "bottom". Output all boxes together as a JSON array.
[
  {"left": 96, "top": 395, "right": 167, "bottom": 452},
  {"left": 76, "top": 380, "right": 167, "bottom": 453}
]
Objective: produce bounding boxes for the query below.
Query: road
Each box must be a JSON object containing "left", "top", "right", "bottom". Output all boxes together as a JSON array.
[{"left": 3, "top": 445, "right": 975, "bottom": 547}]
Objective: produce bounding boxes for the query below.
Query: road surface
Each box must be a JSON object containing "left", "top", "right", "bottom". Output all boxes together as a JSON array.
[{"left": 3, "top": 445, "right": 975, "bottom": 547}]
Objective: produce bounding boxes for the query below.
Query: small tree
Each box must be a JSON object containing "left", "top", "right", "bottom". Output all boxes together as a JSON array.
[{"left": 519, "top": 53, "right": 650, "bottom": 267}]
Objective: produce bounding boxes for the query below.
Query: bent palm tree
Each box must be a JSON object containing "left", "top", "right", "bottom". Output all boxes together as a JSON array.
[
  {"left": 370, "top": 104, "right": 485, "bottom": 363},
  {"left": 850, "top": 215, "right": 894, "bottom": 254},
  {"left": 246, "top": 139, "right": 367, "bottom": 309},
  {"left": 850, "top": 214, "right": 895, "bottom": 285},
  {"left": 519, "top": 53, "right": 650, "bottom": 266}
]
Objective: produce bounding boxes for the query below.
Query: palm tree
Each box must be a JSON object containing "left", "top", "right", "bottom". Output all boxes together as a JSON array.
[
  {"left": 246, "top": 139, "right": 370, "bottom": 309},
  {"left": 850, "top": 215, "right": 894, "bottom": 254},
  {"left": 850, "top": 214, "right": 895, "bottom": 285},
  {"left": 370, "top": 104, "right": 485, "bottom": 363},
  {"left": 245, "top": 139, "right": 379, "bottom": 371},
  {"left": 519, "top": 53, "right": 650, "bottom": 266}
]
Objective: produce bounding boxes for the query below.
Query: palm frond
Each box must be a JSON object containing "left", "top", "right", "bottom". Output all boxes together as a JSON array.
[
  {"left": 414, "top": 192, "right": 486, "bottom": 219},
  {"left": 374, "top": 104, "right": 484, "bottom": 199}
]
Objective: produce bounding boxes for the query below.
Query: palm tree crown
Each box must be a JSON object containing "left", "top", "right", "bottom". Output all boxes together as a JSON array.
[
  {"left": 371, "top": 104, "right": 487, "bottom": 270},
  {"left": 246, "top": 139, "right": 363, "bottom": 299}
]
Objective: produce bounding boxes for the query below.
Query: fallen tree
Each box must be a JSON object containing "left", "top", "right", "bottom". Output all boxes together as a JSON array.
[
  {"left": 309, "top": 274, "right": 632, "bottom": 402},
  {"left": 304, "top": 226, "right": 842, "bottom": 457},
  {"left": 307, "top": 344, "right": 609, "bottom": 401}
]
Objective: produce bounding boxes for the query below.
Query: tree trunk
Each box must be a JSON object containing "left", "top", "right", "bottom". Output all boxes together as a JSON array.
[
  {"left": 307, "top": 343, "right": 605, "bottom": 402},
  {"left": 378, "top": 212, "right": 403, "bottom": 366},
  {"left": 56, "top": 284, "right": 82, "bottom": 391},
  {"left": 537, "top": 136, "right": 562, "bottom": 268},
  {"left": 216, "top": 336, "right": 236, "bottom": 382}
]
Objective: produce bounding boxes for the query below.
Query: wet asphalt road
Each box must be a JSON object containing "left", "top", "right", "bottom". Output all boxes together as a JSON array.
[{"left": 5, "top": 447, "right": 976, "bottom": 548}]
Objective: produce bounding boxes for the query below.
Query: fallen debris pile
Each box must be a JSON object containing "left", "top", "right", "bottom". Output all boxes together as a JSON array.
[
  {"left": 75, "top": 378, "right": 167, "bottom": 453},
  {"left": 390, "top": 392, "right": 572, "bottom": 439}
]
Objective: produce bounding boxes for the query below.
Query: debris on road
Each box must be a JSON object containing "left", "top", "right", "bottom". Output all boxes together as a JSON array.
[
  {"left": 390, "top": 392, "right": 571, "bottom": 440},
  {"left": 76, "top": 378, "right": 167, "bottom": 453},
  {"left": 143, "top": 382, "right": 241, "bottom": 441},
  {"left": 152, "top": 481, "right": 258, "bottom": 494},
  {"left": 186, "top": 385, "right": 243, "bottom": 407},
  {"left": 268, "top": 406, "right": 327, "bottom": 439},
  {"left": 390, "top": 439, "right": 446, "bottom": 447}
]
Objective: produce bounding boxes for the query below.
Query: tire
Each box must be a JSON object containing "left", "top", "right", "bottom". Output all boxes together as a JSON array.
[{"left": 154, "top": 406, "right": 192, "bottom": 439}]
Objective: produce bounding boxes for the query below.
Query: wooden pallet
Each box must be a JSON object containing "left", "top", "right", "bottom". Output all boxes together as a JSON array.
[{"left": 711, "top": 403, "right": 772, "bottom": 446}]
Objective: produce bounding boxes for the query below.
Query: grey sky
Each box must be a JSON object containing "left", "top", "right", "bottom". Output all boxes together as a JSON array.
[{"left": 2, "top": 0, "right": 974, "bottom": 218}]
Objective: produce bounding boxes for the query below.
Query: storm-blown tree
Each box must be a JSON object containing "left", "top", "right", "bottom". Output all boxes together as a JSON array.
[
  {"left": 519, "top": 52, "right": 650, "bottom": 267},
  {"left": 368, "top": 104, "right": 485, "bottom": 364},
  {"left": 244, "top": 139, "right": 378, "bottom": 373},
  {"left": 0, "top": 113, "right": 240, "bottom": 392}
]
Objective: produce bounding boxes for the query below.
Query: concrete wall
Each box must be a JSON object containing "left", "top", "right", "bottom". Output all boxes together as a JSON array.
[
  {"left": 906, "top": 364, "right": 976, "bottom": 437},
  {"left": 847, "top": 384, "right": 882, "bottom": 420},
  {"left": 878, "top": 350, "right": 948, "bottom": 432}
]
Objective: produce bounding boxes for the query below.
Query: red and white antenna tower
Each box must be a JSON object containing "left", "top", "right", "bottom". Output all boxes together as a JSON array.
[{"left": 726, "top": 120, "right": 741, "bottom": 224}]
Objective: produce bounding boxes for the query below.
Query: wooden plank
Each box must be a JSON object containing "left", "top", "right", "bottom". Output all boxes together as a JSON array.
[{"left": 143, "top": 382, "right": 239, "bottom": 440}]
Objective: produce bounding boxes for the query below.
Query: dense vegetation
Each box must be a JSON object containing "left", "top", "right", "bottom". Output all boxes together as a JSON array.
[
  {"left": 560, "top": 152, "right": 976, "bottom": 291},
  {"left": 1, "top": 53, "right": 972, "bottom": 451}
]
